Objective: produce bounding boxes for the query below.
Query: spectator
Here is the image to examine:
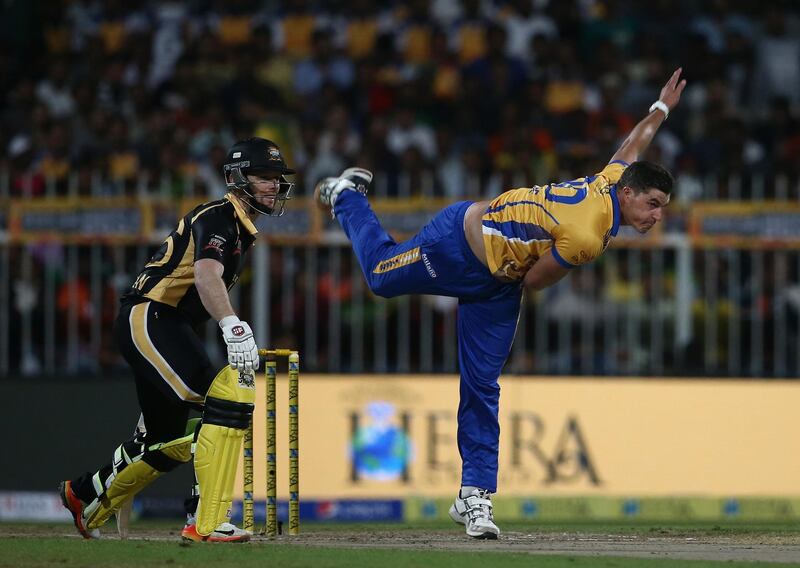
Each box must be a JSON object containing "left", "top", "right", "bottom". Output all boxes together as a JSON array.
[
  {"left": 434, "top": 125, "right": 466, "bottom": 198},
  {"left": 7, "top": 134, "right": 45, "bottom": 197},
  {"left": 448, "top": 0, "right": 493, "bottom": 65},
  {"left": 385, "top": 105, "right": 437, "bottom": 162},
  {"left": 293, "top": 27, "right": 356, "bottom": 97},
  {"left": 393, "top": 0, "right": 435, "bottom": 65},
  {"left": 752, "top": 6, "right": 800, "bottom": 109},
  {"left": 498, "top": 0, "right": 557, "bottom": 63},
  {"left": 274, "top": 0, "right": 318, "bottom": 59},
  {"left": 38, "top": 121, "right": 72, "bottom": 192},
  {"left": 335, "top": 0, "right": 383, "bottom": 61},
  {"left": 462, "top": 23, "right": 528, "bottom": 130},
  {"left": 36, "top": 60, "right": 76, "bottom": 119}
]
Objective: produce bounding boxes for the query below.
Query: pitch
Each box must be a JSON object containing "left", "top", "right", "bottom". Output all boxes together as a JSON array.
[{"left": 2, "top": 520, "right": 800, "bottom": 566}]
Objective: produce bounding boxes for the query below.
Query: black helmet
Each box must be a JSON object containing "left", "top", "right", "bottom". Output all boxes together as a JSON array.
[{"left": 223, "top": 137, "right": 296, "bottom": 216}]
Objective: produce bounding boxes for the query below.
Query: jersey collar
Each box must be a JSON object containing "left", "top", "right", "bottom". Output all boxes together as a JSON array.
[
  {"left": 225, "top": 193, "right": 259, "bottom": 236},
  {"left": 609, "top": 184, "right": 621, "bottom": 237}
]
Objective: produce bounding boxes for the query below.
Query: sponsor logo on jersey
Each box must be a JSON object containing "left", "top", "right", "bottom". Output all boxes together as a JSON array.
[
  {"left": 373, "top": 247, "right": 422, "bottom": 274},
  {"left": 421, "top": 253, "right": 437, "bottom": 278},
  {"left": 203, "top": 235, "right": 226, "bottom": 254}
]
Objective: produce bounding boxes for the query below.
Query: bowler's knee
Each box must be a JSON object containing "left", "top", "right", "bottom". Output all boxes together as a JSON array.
[{"left": 366, "top": 276, "right": 396, "bottom": 299}]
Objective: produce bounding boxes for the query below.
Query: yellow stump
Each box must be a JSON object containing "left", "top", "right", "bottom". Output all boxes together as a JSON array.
[
  {"left": 288, "top": 351, "right": 300, "bottom": 535},
  {"left": 265, "top": 356, "right": 277, "bottom": 537},
  {"left": 248, "top": 349, "right": 300, "bottom": 537}
]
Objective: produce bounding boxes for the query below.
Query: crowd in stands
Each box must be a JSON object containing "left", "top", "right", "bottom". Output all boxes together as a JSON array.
[
  {"left": 2, "top": 1, "right": 800, "bottom": 378},
  {"left": 2, "top": 0, "right": 800, "bottom": 201}
]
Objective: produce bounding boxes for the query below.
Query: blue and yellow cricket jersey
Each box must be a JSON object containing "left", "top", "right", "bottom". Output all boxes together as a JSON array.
[{"left": 481, "top": 161, "right": 628, "bottom": 281}]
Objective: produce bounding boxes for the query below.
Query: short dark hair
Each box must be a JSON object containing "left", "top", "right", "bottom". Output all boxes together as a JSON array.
[{"left": 618, "top": 161, "right": 674, "bottom": 195}]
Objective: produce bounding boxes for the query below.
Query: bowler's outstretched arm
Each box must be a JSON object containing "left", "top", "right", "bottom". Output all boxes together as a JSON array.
[{"left": 610, "top": 67, "right": 686, "bottom": 165}]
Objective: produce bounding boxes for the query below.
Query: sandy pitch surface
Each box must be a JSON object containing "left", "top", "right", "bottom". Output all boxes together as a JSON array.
[{"left": 270, "top": 529, "right": 800, "bottom": 564}]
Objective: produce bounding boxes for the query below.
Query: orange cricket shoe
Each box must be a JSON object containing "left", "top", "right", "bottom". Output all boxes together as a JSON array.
[
  {"left": 181, "top": 518, "right": 251, "bottom": 543},
  {"left": 58, "top": 480, "right": 100, "bottom": 539}
]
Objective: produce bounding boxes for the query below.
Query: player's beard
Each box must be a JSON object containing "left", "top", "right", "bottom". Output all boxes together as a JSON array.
[
  {"left": 256, "top": 194, "right": 276, "bottom": 209},
  {"left": 240, "top": 186, "right": 277, "bottom": 216}
]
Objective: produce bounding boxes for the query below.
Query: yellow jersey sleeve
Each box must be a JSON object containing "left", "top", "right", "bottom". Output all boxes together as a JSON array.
[
  {"left": 593, "top": 160, "right": 628, "bottom": 189},
  {"left": 551, "top": 225, "right": 604, "bottom": 268}
]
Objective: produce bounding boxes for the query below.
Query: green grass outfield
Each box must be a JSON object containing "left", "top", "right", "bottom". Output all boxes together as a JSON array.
[{"left": 2, "top": 520, "right": 800, "bottom": 568}]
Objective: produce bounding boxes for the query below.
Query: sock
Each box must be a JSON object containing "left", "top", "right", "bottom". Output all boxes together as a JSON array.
[{"left": 460, "top": 486, "right": 481, "bottom": 498}]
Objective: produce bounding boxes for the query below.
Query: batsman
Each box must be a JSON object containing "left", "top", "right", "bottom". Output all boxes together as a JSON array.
[{"left": 59, "top": 138, "right": 295, "bottom": 542}]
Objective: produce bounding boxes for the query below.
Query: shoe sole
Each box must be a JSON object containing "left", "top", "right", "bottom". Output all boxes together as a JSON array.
[
  {"left": 181, "top": 528, "right": 251, "bottom": 543},
  {"left": 467, "top": 531, "right": 499, "bottom": 540},
  {"left": 59, "top": 481, "right": 94, "bottom": 539},
  {"left": 181, "top": 536, "right": 251, "bottom": 543},
  {"left": 340, "top": 168, "right": 373, "bottom": 186}
]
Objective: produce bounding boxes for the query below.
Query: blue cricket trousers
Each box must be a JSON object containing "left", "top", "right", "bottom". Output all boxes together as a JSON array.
[{"left": 334, "top": 191, "right": 522, "bottom": 492}]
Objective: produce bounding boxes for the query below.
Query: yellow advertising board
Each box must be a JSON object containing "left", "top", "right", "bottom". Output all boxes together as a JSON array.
[
  {"left": 689, "top": 201, "right": 800, "bottom": 248},
  {"left": 239, "top": 375, "right": 800, "bottom": 500},
  {"left": 8, "top": 197, "right": 155, "bottom": 243},
  {"left": 7, "top": 197, "right": 800, "bottom": 247}
]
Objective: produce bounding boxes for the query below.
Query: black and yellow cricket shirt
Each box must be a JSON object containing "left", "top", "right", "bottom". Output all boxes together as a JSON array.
[{"left": 122, "top": 193, "right": 257, "bottom": 325}]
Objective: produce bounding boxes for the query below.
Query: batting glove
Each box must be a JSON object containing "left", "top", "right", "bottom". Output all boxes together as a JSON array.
[{"left": 219, "top": 315, "right": 259, "bottom": 372}]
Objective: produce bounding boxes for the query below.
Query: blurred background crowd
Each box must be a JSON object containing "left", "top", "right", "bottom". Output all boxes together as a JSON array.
[
  {"left": 2, "top": 0, "right": 800, "bottom": 200},
  {"left": 1, "top": 0, "right": 800, "bottom": 379}
]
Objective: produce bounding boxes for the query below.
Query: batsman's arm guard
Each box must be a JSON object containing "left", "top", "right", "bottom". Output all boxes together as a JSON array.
[
  {"left": 83, "top": 418, "right": 200, "bottom": 530},
  {"left": 194, "top": 366, "right": 255, "bottom": 536}
]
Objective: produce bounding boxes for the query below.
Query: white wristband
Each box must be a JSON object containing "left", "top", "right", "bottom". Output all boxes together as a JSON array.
[
  {"left": 649, "top": 100, "right": 669, "bottom": 120},
  {"left": 219, "top": 315, "right": 241, "bottom": 329}
]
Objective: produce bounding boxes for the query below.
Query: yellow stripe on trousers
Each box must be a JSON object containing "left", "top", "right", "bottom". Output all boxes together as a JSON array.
[
  {"left": 129, "top": 303, "right": 204, "bottom": 403},
  {"left": 373, "top": 246, "right": 421, "bottom": 274}
]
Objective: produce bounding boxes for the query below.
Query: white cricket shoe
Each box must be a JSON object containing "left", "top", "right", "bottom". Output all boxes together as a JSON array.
[
  {"left": 448, "top": 488, "right": 500, "bottom": 540},
  {"left": 339, "top": 167, "right": 373, "bottom": 193},
  {"left": 313, "top": 167, "right": 373, "bottom": 215}
]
